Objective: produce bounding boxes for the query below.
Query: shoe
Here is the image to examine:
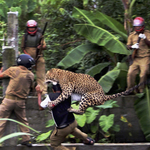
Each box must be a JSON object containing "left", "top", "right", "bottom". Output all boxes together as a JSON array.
[
  {"left": 21, "top": 140, "right": 32, "bottom": 147},
  {"left": 83, "top": 137, "right": 95, "bottom": 145}
]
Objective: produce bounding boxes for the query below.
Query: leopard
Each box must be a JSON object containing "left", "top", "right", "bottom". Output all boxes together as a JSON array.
[{"left": 46, "top": 68, "right": 146, "bottom": 115}]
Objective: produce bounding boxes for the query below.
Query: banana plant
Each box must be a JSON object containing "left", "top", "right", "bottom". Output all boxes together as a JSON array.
[
  {"left": 134, "top": 87, "right": 150, "bottom": 141},
  {"left": 57, "top": 7, "right": 130, "bottom": 93}
]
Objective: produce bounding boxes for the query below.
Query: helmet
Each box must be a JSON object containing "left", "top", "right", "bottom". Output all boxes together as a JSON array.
[
  {"left": 17, "top": 54, "right": 35, "bottom": 70},
  {"left": 133, "top": 17, "right": 145, "bottom": 32},
  {"left": 26, "top": 20, "right": 38, "bottom": 35}
]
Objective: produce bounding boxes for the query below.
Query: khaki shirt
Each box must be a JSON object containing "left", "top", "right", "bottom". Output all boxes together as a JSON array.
[
  {"left": 21, "top": 34, "right": 46, "bottom": 60},
  {"left": 2, "top": 66, "right": 34, "bottom": 99},
  {"left": 127, "top": 30, "right": 150, "bottom": 57}
]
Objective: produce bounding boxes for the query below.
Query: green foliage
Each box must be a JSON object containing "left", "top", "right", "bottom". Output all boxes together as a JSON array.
[
  {"left": 36, "top": 130, "right": 52, "bottom": 142},
  {"left": 0, "top": 118, "right": 40, "bottom": 134},
  {"left": 85, "top": 62, "right": 110, "bottom": 77},
  {"left": 72, "top": 100, "right": 120, "bottom": 142},
  {"left": 72, "top": 7, "right": 129, "bottom": 55},
  {"left": 72, "top": 104, "right": 87, "bottom": 127},
  {"left": 134, "top": 87, "right": 150, "bottom": 141},
  {"left": 72, "top": 7, "right": 127, "bottom": 40},
  {"left": 45, "top": 119, "right": 55, "bottom": 128},
  {"left": 0, "top": 132, "right": 33, "bottom": 143},
  {"left": 57, "top": 43, "right": 100, "bottom": 69},
  {"left": 99, "top": 69, "right": 120, "bottom": 93},
  {"left": 96, "top": 100, "right": 119, "bottom": 109},
  {"left": 99, "top": 114, "right": 115, "bottom": 133},
  {"left": 85, "top": 107, "right": 100, "bottom": 124}
]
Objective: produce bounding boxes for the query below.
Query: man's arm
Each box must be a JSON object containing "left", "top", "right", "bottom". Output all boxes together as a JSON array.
[
  {"left": 144, "top": 38, "right": 150, "bottom": 47},
  {"left": 37, "top": 38, "right": 47, "bottom": 50},
  {"left": 139, "top": 33, "right": 150, "bottom": 47},
  {"left": 0, "top": 68, "right": 9, "bottom": 79},
  {"left": 35, "top": 84, "right": 44, "bottom": 110}
]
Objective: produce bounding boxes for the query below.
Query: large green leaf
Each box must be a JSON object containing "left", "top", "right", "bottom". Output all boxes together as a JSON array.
[
  {"left": 92, "top": 11, "right": 127, "bottom": 40},
  {"left": 98, "top": 69, "right": 120, "bottom": 93},
  {"left": 85, "top": 107, "right": 100, "bottom": 124},
  {"left": 74, "top": 24, "right": 130, "bottom": 55},
  {"left": 73, "top": 7, "right": 127, "bottom": 40},
  {"left": 74, "top": 113, "right": 86, "bottom": 127},
  {"left": 0, "top": 132, "right": 32, "bottom": 143},
  {"left": 72, "top": 104, "right": 86, "bottom": 127},
  {"left": 99, "top": 114, "right": 114, "bottom": 133},
  {"left": 85, "top": 62, "right": 110, "bottom": 77},
  {"left": 134, "top": 87, "right": 150, "bottom": 141},
  {"left": 72, "top": 7, "right": 99, "bottom": 26},
  {"left": 114, "top": 62, "right": 128, "bottom": 89},
  {"left": 57, "top": 43, "right": 100, "bottom": 69}
]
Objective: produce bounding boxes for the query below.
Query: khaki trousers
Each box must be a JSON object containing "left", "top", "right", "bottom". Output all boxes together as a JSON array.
[
  {"left": 127, "top": 57, "right": 150, "bottom": 92},
  {"left": 0, "top": 98, "right": 30, "bottom": 142},
  {"left": 50, "top": 120, "right": 88, "bottom": 150},
  {"left": 36, "top": 56, "right": 47, "bottom": 95}
]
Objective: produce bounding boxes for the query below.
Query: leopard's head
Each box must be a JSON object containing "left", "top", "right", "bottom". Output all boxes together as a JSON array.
[{"left": 45, "top": 68, "right": 60, "bottom": 84}]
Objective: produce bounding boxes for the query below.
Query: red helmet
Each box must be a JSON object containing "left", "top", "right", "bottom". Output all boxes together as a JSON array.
[
  {"left": 26, "top": 20, "right": 38, "bottom": 35},
  {"left": 133, "top": 17, "right": 145, "bottom": 32}
]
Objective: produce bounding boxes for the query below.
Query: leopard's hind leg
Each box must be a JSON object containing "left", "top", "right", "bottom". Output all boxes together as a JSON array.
[
  {"left": 67, "top": 100, "right": 87, "bottom": 115},
  {"left": 68, "top": 92, "right": 96, "bottom": 115}
]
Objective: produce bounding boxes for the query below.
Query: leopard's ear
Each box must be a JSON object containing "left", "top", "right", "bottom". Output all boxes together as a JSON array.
[{"left": 46, "top": 71, "right": 50, "bottom": 77}]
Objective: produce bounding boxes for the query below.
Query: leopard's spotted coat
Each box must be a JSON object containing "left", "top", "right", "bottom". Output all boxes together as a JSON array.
[{"left": 46, "top": 68, "right": 145, "bottom": 115}]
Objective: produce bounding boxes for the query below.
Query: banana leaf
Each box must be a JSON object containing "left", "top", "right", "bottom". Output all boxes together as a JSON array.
[
  {"left": 113, "top": 62, "right": 128, "bottom": 89},
  {"left": 98, "top": 69, "right": 120, "bottom": 93},
  {"left": 85, "top": 62, "right": 111, "bottom": 77},
  {"left": 74, "top": 24, "right": 130, "bottom": 55},
  {"left": 72, "top": 7, "right": 127, "bottom": 40},
  {"left": 57, "top": 43, "right": 100, "bottom": 69},
  {"left": 98, "top": 62, "right": 128, "bottom": 93},
  {"left": 0, "top": 132, "right": 32, "bottom": 143},
  {"left": 0, "top": 118, "right": 40, "bottom": 134},
  {"left": 134, "top": 87, "right": 150, "bottom": 141}
]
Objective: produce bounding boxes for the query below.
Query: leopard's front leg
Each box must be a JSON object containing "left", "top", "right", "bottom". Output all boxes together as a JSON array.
[{"left": 47, "top": 83, "right": 74, "bottom": 110}]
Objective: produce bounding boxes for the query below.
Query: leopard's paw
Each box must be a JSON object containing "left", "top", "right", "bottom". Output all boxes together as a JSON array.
[
  {"left": 47, "top": 102, "right": 55, "bottom": 110},
  {"left": 67, "top": 107, "right": 73, "bottom": 112}
]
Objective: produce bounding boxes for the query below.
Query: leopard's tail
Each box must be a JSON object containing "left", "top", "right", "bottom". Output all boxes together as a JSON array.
[{"left": 103, "top": 80, "right": 147, "bottom": 101}]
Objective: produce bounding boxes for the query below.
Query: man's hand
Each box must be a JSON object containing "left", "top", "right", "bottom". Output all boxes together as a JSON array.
[
  {"left": 131, "top": 43, "right": 139, "bottom": 49},
  {"left": 37, "top": 44, "right": 46, "bottom": 50},
  {"left": 139, "top": 33, "right": 146, "bottom": 39},
  {"left": 35, "top": 84, "right": 43, "bottom": 94}
]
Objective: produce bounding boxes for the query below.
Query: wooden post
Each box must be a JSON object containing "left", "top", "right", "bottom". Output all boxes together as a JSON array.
[
  {"left": 2, "top": 11, "right": 18, "bottom": 95},
  {"left": 2, "top": 11, "right": 18, "bottom": 146}
]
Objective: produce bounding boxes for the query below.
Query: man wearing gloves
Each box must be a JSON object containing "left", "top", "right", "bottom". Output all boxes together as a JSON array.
[{"left": 126, "top": 17, "right": 150, "bottom": 93}]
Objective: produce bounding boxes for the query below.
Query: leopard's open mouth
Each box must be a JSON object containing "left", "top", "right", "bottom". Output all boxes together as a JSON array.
[{"left": 45, "top": 79, "right": 58, "bottom": 85}]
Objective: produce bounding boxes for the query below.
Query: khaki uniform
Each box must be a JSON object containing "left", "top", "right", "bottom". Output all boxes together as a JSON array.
[
  {"left": 0, "top": 66, "right": 34, "bottom": 142},
  {"left": 50, "top": 120, "right": 87, "bottom": 150},
  {"left": 127, "top": 30, "right": 150, "bottom": 92},
  {"left": 21, "top": 33, "right": 47, "bottom": 95}
]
